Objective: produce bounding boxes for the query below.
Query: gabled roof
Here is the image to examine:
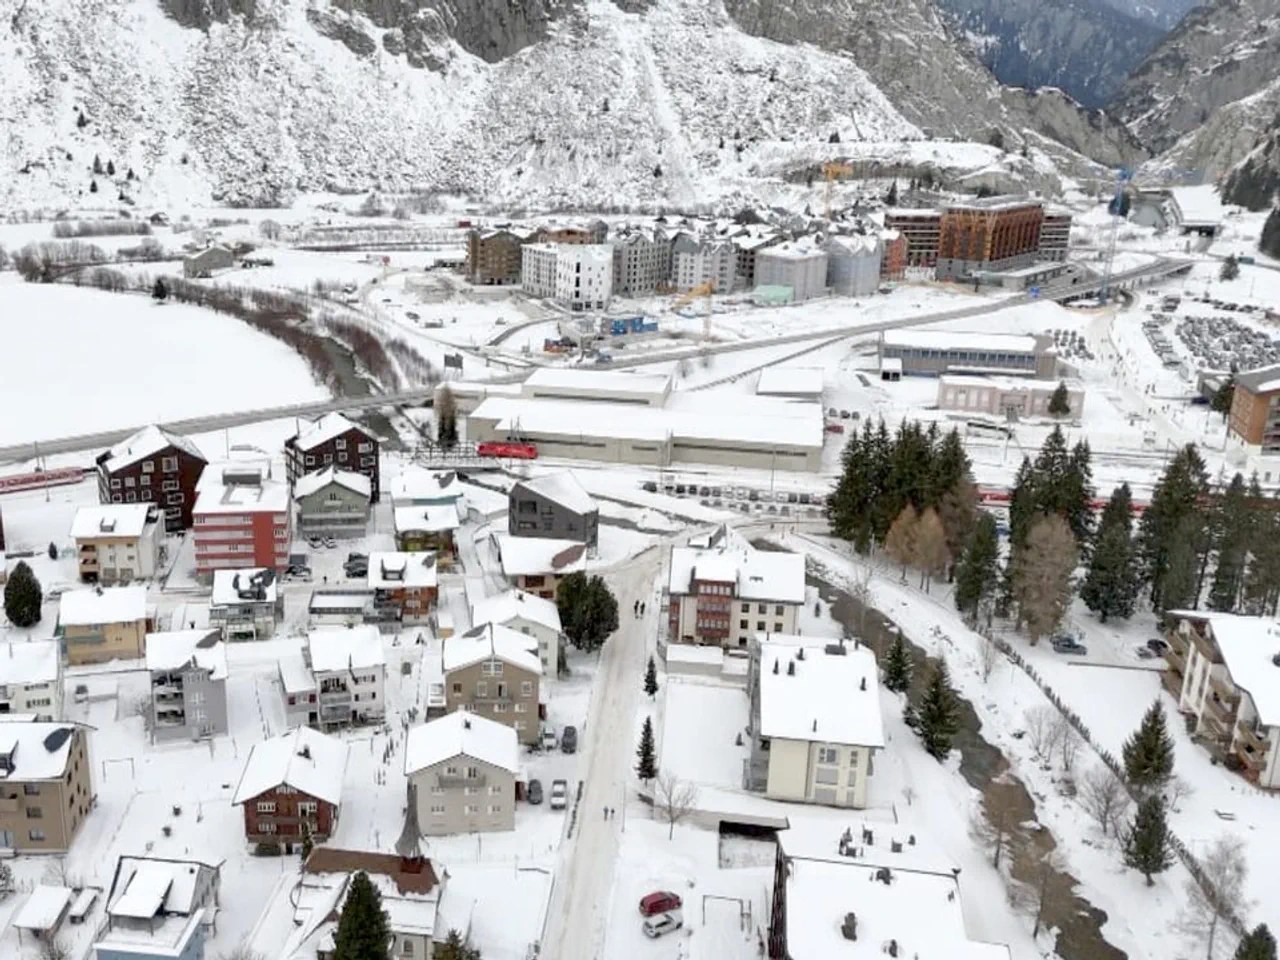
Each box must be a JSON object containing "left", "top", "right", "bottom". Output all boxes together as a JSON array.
[
  {"left": 494, "top": 534, "right": 587, "bottom": 578},
  {"left": 0, "top": 640, "right": 61, "bottom": 687},
  {"left": 59, "top": 586, "right": 148, "bottom": 626},
  {"left": 97, "top": 425, "right": 206, "bottom": 472},
  {"left": 471, "top": 589, "right": 561, "bottom": 635},
  {"left": 70, "top": 503, "right": 157, "bottom": 539},
  {"left": 404, "top": 711, "right": 519, "bottom": 776},
  {"left": 232, "top": 727, "right": 348, "bottom": 806},
  {"left": 289, "top": 412, "right": 377, "bottom": 452},
  {"left": 512, "top": 472, "right": 596, "bottom": 516},
  {"left": 108, "top": 856, "right": 223, "bottom": 920},
  {"left": 0, "top": 720, "right": 82, "bottom": 779},
  {"left": 668, "top": 535, "right": 805, "bottom": 604},
  {"left": 389, "top": 467, "right": 463, "bottom": 505},
  {"left": 393, "top": 504, "right": 461, "bottom": 535},
  {"left": 294, "top": 467, "right": 372, "bottom": 501},
  {"left": 144, "top": 629, "right": 227, "bottom": 680},
  {"left": 368, "top": 552, "right": 438, "bottom": 589},
  {"left": 304, "top": 848, "right": 441, "bottom": 897},
  {"left": 308, "top": 626, "right": 385, "bottom": 672},
  {"left": 443, "top": 622, "right": 542, "bottom": 676}
]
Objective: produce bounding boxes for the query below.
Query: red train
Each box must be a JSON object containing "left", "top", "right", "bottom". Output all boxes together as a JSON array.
[
  {"left": 477, "top": 441, "right": 538, "bottom": 460},
  {"left": 0, "top": 467, "right": 89, "bottom": 495},
  {"left": 977, "top": 486, "right": 1148, "bottom": 514}
]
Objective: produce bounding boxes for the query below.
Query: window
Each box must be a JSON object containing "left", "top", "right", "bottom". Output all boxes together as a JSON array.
[
  {"left": 402, "top": 940, "right": 415, "bottom": 956},
  {"left": 451, "top": 682, "right": 462, "bottom": 695},
  {"left": 514, "top": 703, "right": 528, "bottom": 713},
  {"left": 259, "top": 822, "right": 277, "bottom": 834},
  {"left": 481, "top": 659, "right": 503, "bottom": 676},
  {"left": 466, "top": 766, "right": 479, "bottom": 779},
  {"left": 464, "top": 786, "right": 478, "bottom": 796},
  {"left": 775, "top": 604, "right": 784, "bottom": 615},
  {"left": 298, "top": 801, "right": 317, "bottom": 815},
  {"left": 162, "top": 479, "right": 179, "bottom": 492},
  {"left": 335, "top": 438, "right": 347, "bottom": 450},
  {"left": 445, "top": 766, "right": 458, "bottom": 777},
  {"left": 430, "top": 786, "right": 444, "bottom": 795},
  {"left": 476, "top": 682, "right": 487, "bottom": 698},
  {"left": 257, "top": 801, "right": 277, "bottom": 813},
  {"left": 757, "top": 603, "right": 766, "bottom": 614},
  {"left": 756, "top": 621, "right": 765, "bottom": 631},
  {"left": 494, "top": 703, "right": 507, "bottom": 713},
  {"left": 162, "top": 456, "right": 178, "bottom": 472},
  {"left": 431, "top": 805, "right": 445, "bottom": 815},
  {"left": 305, "top": 455, "right": 316, "bottom": 466},
  {"left": 124, "top": 476, "right": 136, "bottom": 488},
  {"left": 815, "top": 767, "right": 839, "bottom": 785},
  {"left": 818, "top": 747, "right": 838, "bottom": 764},
  {"left": 358, "top": 442, "right": 373, "bottom": 453},
  {"left": 520, "top": 681, "right": 533, "bottom": 697},
  {"left": 23, "top": 784, "right": 39, "bottom": 797},
  {"left": 739, "top": 620, "right": 748, "bottom": 630},
  {"left": 140, "top": 474, "right": 151, "bottom": 486},
  {"left": 488, "top": 804, "right": 502, "bottom": 814},
  {"left": 26, "top": 807, "right": 42, "bottom": 819},
  {"left": 28, "top": 829, "right": 46, "bottom": 842},
  {"left": 773, "top": 623, "right": 783, "bottom": 633},
  {"left": 489, "top": 785, "right": 502, "bottom": 795},
  {"left": 848, "top": 767, "right": 860, "bottom": 787},
  {"left": 740, "top": 603, "right": 749, "bottom": 613},
  {"left": 464, "top": 804, "right": 479, "bottom": 815}
]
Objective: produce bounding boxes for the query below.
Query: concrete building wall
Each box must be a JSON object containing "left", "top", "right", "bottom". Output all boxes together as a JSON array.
[
  {"left": 63, "top": 619, "right": 147, "bottom": 666},
  {"left": 1228, "top": 385, "right": 1279, "bottom": 449},
  {"left": 764, "top": 739, "right": 871, "bottom": 809},
  {"left": 444, "top": 660, "right": 540, "bottom": 744},
  {"left": 755, "top": 251, "right": 828, "bottom": 302},
  {"left": 409, "top": 756, "right": 516, "bottom": 835},
  {"left": 0, "top": 729, "right": 91, "bottom": 852},
  {"left": 152, "top": 669, "right": 229, "bottom": 743},
  {"left": 825, "top": 242, "right": 882, "bottom": 297},
  {"left": 507, "top": 483, "right": 599, "bottom": 545},
  {"left": 296, "top": 483, "right": 371, "bottom": 539},
  {"left": 521, "top": 245, "right": 559, "bottom": 299},
  {"left": 937, "top": 378, "right": 1084, "bottom": 419},
  {"left": 554, "top": 245, "right": 613, "bottom": 312},
  {"left": 763, "top": 738, "right": 810, "bottom": 802},
  {"left": 498, "top": 616, "right": 559, "bottom": 676},
  {"left": 76, "top": 529, "right": 160, "bottom": 584},
  {"left": 0, "top": 675, "right": 62, "bottom": 721}
]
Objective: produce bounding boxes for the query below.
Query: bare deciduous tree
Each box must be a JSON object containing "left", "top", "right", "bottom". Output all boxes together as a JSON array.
[
  {"left": 220, "top": 943, "right": 268, "bottom": 960},
  {"left": 1024, "top": 706, "right": 1064, "bottom": 762},
  {"left": 970, "top": 803, "right": 1017, "bottom": 871},
  {"left": 884, "top": 505, "right": 921, "bottom": 582},
  {"left": 1164, "top": 775, "right": 1195, "bottom": 813},
  {"left": 1058, "top": 725, "right": 1083, "bottom": 774},
  {"left": 978, "top": 632, "right": 1000, "bottom": 683},
  {"left": 39, "top": 938, "right": 71, "bottom": 960},
  {"left": 1080, "top": 765, "right": 1129, "bottom": 837},
  {"left": 848, "top": 565, "right": 874, "bottom": 642},
  {"left": 654, "top": 771, "right": 699, "bottom": 840},
  {"left": 1178, "top": 835, "right": 1248, "bottom": 960},
  {"left": 915, "top": 507, "right": 949, "bottom": 592}
]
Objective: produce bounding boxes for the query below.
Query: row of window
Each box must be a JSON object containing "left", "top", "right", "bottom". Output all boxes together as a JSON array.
[
  {"left": 257, "top": 800, "right": 318, "bottom": 814},
  {"left": 111, "top": 475, "right": 181, "bottom": 491},
  {"left": 111, "top": 490, "right": 183, "bottom": 505},
  {"left": 431, "top": 804, "right": 502, "bottom": 815}
]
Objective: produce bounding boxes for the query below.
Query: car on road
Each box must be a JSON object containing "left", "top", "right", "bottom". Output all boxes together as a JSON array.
[
  {"left": 406, "top": 311, "right": 420, "bottom": 321},
  {"left": 639, "top": 892, "right": 683, "bottom": 917},
  {"left": 561, "top": 725, "right": 578, "bottom": 754},
  {"left": 73, "top": 683, "right": 89, "bottom": 704},
  {"left": 549, "top": 779, "right": 568, "bottom": 810},
  {"left": 541, "top": 726, "right": 558, "bottom": 751},
  {"left": 526, "top": 779, "right": 543, "bottom": 805},
  {"left": 699, "top": 486, "right": 710, "bottom": 497},
  {"left": 1051, "top": 636, "right": 1089, "bottom": 656},
  {"left": 642, "top": 913, "right": 683, "bottom": 939}
]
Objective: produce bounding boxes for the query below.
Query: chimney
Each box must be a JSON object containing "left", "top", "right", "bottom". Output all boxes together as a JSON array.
[
  {"left": 787, "top": 660, "right": 796, "bottom": 676},
  {"left": 811, "top": 718, "right": 817, "bottom": 733},
  {"left": 860, "top": 677, "right": 866, "bottom": 692},
  {"left": 299, "top": 744, "right": 312, "bottom": 760}
]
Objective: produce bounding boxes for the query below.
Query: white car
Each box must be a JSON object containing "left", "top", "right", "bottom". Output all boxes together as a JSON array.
[
  {"left": 549, "top": 779, "right": 568, "bottom": 811},
  {"left": 541, "top": 727, "right": 558, "bottom": 751},
  {"left": 642, "top": 912, "right": 683, "bottom": 939}
]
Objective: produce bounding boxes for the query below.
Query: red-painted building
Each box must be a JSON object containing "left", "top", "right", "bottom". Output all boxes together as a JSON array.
[
  {"left": 232, "top": 727, "right": 347, "bottom": 851},
  {"left": 192, "top": 463, "right": 292, "bottom": 577},
  {"left": 285, "top": 413, "right": 382, "bottom": 502},
  {"left": 95, "top": 425, "right": 208, "bottom": 532}
]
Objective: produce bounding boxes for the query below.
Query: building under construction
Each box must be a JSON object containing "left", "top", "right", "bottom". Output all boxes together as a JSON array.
[
  {"left": 936, "top": 197, "right": 1045, "bottom": 280},
  {"left": 883, "top": 209, "right": 942, "bottom": 267}
]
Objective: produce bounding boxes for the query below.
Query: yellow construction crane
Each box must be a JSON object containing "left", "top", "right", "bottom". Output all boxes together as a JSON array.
[
  {"left": 671, "top": 280, "right": 716, "bottom": 338},
  {"left": 822, "top": 161, "right": 854, "bottom": 219}
]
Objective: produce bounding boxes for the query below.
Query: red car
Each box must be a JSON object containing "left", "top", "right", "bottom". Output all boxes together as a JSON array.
[{"left": 639, "top": 891, "right": 682, "bottom": 917}]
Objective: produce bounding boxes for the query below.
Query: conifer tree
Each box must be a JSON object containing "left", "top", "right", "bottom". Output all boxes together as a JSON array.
[
  {"left": 152, "top": 277, "right": 168, "bottom": 302},
  {"left": 3, "top": 561, "right": 42, "bottom": 628},
  {"left": 1047, "top": 381, "right": 1071, "bottom": 417},
  {"left": 635, "top": 716, "right": 657, "bottom": 781},
  {"left": 332, "top": 871, "right": 391, "bottom": 960},
  {"left": 1007, "top": 457, "right": 1039, "bottom": 550},
  {"left": 916, "top": 659, "right": 959, "bottom": 761},
  {"left": 1263, "top": 208, "right": 1280, "bottom": 260},
  {"left": 1212, "top": 376, "right": 1236, "bottom": 417},
  {"left": 1243, "top": 492, "right": 1280, "bottom": 616},
  {"left": 92, "top": 154, "right": 103, "bottom": 175},
  {"left": 1124, "top": 794, "right": 1173, "bottom": 885},
  {"left": 1235, "top": 925, "right": 1278, "bottom": 960},
  {"left": 1081, "top": 484, "right": 1139, "bottom": 622},
  {"left": 1122, "top": 700, "right": 1175, "bottom": 789},
  {"left": 1220, "top": 254, "right": 1240, "bottom": 281},
  {"left": 643, "top": 655, "right": 658, "bottom": 698},
  {"left": 1139, "top": 445, "right": 1208, "bottom": 609},
  {"left": 106, "top": 159, "right": 116, "bottom": 176},
  {"left": 954, "top": 513, "right": 999, "bottom": 624},
  {"left": 1063, "top": 439, "right": 1095, "bottom": 546},
  {"left": 436, "top": 930, "right": 482, "bottom": 960},
  {"left": 882, "top": 633, "right": 912, "bottom": 693},
  {"left": 1209, "top": 473, "right": 1250, "bottom": 612},
  {"left": 435, "top": 387, "right": 458, "bottom": 450},
  {"left": 1160, "top": 515, "right": 1205, "bottom": 612}
]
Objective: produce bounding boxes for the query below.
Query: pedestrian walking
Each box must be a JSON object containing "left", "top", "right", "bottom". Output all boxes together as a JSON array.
[
  {"left": 603, "top": 806, "right": 608, "bottom": 819},
  {"left": 609, "top": 807, "right": 615, "bottom": 819},
  {"left": 641, "top": 602, "right": 646, "bottom": 615}
]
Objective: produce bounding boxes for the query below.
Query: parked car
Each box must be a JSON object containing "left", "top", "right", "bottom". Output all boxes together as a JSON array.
[
  {"left": 642, "top": 913, "right": 683, "bottom": 939},
  {"left": 1146, "top": 638, "right": 1169, "bottom": 655},
  {"left": 283, "top": 566, "right": 313, "bottom": 582},
  {"left": 307, "top": 536, "right": 326, "bottom": 549},
  {"left": 526, "top": 779, "right": 543, "bottom": 805},
  {"left": 73, "top": 683, "right": 89, "bottom": 704},
  {"left": 1135, "top": 646, "right": 1156, "bottom": 660},
  {"left": 1051, "top": 636, "right": 1089, "bottom": 655},
  {"left": 550, "top": 779, "right": 568, "bottom": 810},
  {"left": 347, "top": 552, "right": 368, "bottom": 564},
  {"left": 639, "top": 892, "right": 683, "bottom": 917},
  {"left": 561, "top": 725, "right": 578, "bottom": 754},
  {"left": 541, "top": 726, "right": 558, "bottom": 751},
  {"left": 642, "top": 481, "right": 658, "bottom": 493}
]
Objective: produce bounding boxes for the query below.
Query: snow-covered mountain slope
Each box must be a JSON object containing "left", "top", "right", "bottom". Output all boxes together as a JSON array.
[
  {"left": 1106, "top": 0, "right": 1200, "bottom": 30},
  {"left": 1220, "top": 109, "right": 1280, "bottom": 210},
  {"left": 934, "top": 0, "right": 1163, "bottom": 108}
]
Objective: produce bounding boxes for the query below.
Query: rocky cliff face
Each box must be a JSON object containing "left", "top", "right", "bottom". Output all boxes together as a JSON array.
[
  {"left": 1221, "top": 116, "right": 1280, "bottom": 211},
  {"left": 934, "top": 0, "right": 1163, "bottom": 108}
]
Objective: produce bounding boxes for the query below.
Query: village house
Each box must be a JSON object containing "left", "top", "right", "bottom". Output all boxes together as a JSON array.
[
  {"left": 368, "top": 551, "right": 438, "bottom": 626},
  {"left": 57, "top": 585, "right": 153, "bottom": 666},
  {"left": 93, "top": 855, "right": 222, "bottom": 960},
  {"left": 144, "top": 629, "right": 229, "bottom": 743},
  {"left": 746, "top": 636, "right": 884, "bottom": 808},
  {"left": 389, "top": 466, "right": 466, "bottom": 509},
  {"left": 306, "top": 626, "right": 386, "bottom": 729},
  {"left": 71, "top": 503, "right": 163, "bottom": 585},
  {"left": 667, "top": 531, "right": 805, "bottom": 647},
  {"left": 0, "top": 720, "right": 93, "bottom": 853},
  {"left": 95, "top": 424, "right": 207, "bottom": 531},
  {"left": 394, "top": 503, "right": 461, "bottom": 558},
  {"left": 507, "top": 472, "right": 598, "bottom": 546},
  {"left": 443, "top": 623, "right": 543, "bottom": 745},
  {"left": 285, "top": 412, "right": 381, "bottom": 502},
  {"left": 404, "top": 711, "right": 520, "bottom": 835},
  {"left": 232, "top": 726, "right": 348, "bottom": 850},
  {"left": 208, "top": 567, "right": 282, "bottom": 641},
  {"left": 470, "top": 588, "right": 562, "bottom": 677},
  {"left": 293, "top": 467, "right": 372, "bottom": 539},
  {"left": 192, "top": 462, "right": 292, "bottom": 577},
  {"left": 492, "top": 534, "right": 587, "bottom": 600},
  {"left": 0, "top": 639, "right": 63, "bottom": 721},
  {"left": 182, "top": 244, "right": 234, "bottom": 278}
]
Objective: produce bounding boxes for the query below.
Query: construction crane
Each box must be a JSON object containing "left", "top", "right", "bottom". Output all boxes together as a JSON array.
[
  {"left": 1100, "top": 167, "right": 1132, "bottom": 305},
  {"left": 822, "top": 161, "right": 854, "bottom": 219},
  {"left": 671, "top": 280, "right": 715, "bottom": 339}
]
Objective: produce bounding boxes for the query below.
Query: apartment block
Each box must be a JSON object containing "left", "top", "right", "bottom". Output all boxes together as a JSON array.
[
  {"left": 936, "top": 197, "right": 1045, "bottom": 280},
  {"left": 209, "top": 568, "right": 282, "bottom": 642},
  {"left": 0, "top": 721, "right": 93, "bottom": 852},
  {"left": 404, "top": 711, "right": 519, "bottom": 835},
  {"left": 95, "top": 425, "right": 207, "bottom": 532},
  {"left": 1228, "top": 364, "right": 1280, "bottom": 454},
  {"left": 145, "top": 629, "right": 229, "bottom": 742},
  {"left": 466, "top": 228, "right": 529, "bottom": 285},
  {"left": 192, "top": 463, "right": 291, "bottom": 576},
  {"left": 0, "top": 640, "right": 63, "bottom": 721},
  {"left": 367, "top": 552, "right": 438, "bottom": 627},
  {"left": 57, "top": 586, "right": 152, "bottom": 666},
  {"left": 471, "top": 589, "right": 562, "bottom": 677},
  {"left": 442, "top": 623, "right": 543, "bottom": 745},
  {"left": 306, "top": 626, "right": 386, "bottom": 729},
  {"left": 883, "top": 209, "right": 942, "bottom": 268},
  {"left": 294, "top": 467, "right": 372, "bottom": 539},
  {"left": 71, "top": 503, "right": 162, "bottom": 585},
  {"left": 285, "top": 412, "right": 381, "bottom": 502}
]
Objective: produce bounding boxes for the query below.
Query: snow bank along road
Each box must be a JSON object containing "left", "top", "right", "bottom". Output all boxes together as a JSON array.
[{"left": 540, "top": 545, "right": 664, "bottom": 960}]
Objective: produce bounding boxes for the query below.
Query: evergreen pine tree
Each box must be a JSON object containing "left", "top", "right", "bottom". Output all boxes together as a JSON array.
[
  {"left": 152, "top": 278, "right": 168, "bottom": 302},
  {"left": 1139, "top": 445, "right": 1208, "bottom": 609},
  {"left": 1007, "top": 457, "right": 1040, "bottom": 550},
  {"left": 1122, "top": 700, "right": 1175, "bottom": 789},
  {"left": 954, "top": 513, "right": 999, "bottom": 624},
  {"left": 1220, "top": 254, "right": 1240, "bottom": 281},
  {"left": 92, "top": 154, "right": 103, "bottom": 175},
  {"left": 1080, "top": 484, "right": 1139, "bottom": 622},
  {"left": 89, "top": 180, "right": 98, "bottom": 193},
  {"left": 1160, "top": 514, "right": 1204, "bottom": 612},
  {"left": 1063, "top": 439, "right": 1095, "bottom": 546},
  {"left": 1262, "top": 208, "right": 1280, "bottom": 260},
  {"left": 885, "top": 180, "right": 898, "bottom": 205},
  {"left": 1209, "top": 473, "right": 1250, "bottom": 612},
  {"left": 828, "top": 422, "right": 877, "bottom": 552},
  {"left": 332, "top": 871, "right": 391, "bottom": 960},
  {"left": 643, "top": 655, "right": 658, "bottom": 698},
  {"left": 916, "top": 660, "right": 959, "bottom": 761},
  {"left": 1124, "top": 794, "right": 1173, "bottom": 885},
  {"left": 435, "top": 387, "right": 458, "bottom": 450},
  {"left": 1243, "top": 492, "right": 1280, "bottom": 616},
  {"left": 1212, "top": 376, "right": 1236, "bottom": 417},
  {"left": 882, "top": 633, "right": 912, "bottom": 693},
  {"left": 436, "top": 930, "right": 482, "bottom": 960},
  {"left": 3, "top": 561, "right": 43, "bottom": 628},
  {"left": 106, "top": 159, "right": 116, "bottom": 176},
  {"left": 636, "top": 716, "right": 657, "bottom": 781},
  {"left": 1235, "top": 925, "right": 1278, "bottom": 960},
  {"left": 1047, "top": 381, "right": 1072, "bottom": 417}
]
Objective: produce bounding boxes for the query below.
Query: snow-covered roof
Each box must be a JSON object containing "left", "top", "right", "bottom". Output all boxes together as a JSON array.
[
  {"left": 758, "top": 639, "right": 884, "bottom": 748},
  {"left": 110, "top": 857, "right": 220, "bottom": 919},
  {"left": 1172, "top": 612, "right": 1280, "bottom": 726},
  {"left": 668, "top": 538, "right": 805, "bottom": 604},
  {"left": 443, "top": 622, "right": 542, "bottom": 676},
  {"left": 1171, "top": 185, "right": 1224, "bottom": 225},
  {"left": 367, "top": 552, "right": 438, "bottom": 589},
  {"left": 880, "top": 328, "right": 1040, "bottom": 354},
  {"left": 470, "top": 589, "right": 562, "bottom": 636},
  {"left": 393, "top": 504, "right": 461, "bottom": 535},
  {"left": 294, "top": 467, "right": 372, "bottom": 501},
  {"left": 404, "top": 710, "right": 520, "bottom": 776},
  {"left": 0, "top": 640, "right": 61, "bottom": 687},
  {"left": 12, "top": 885, "right": 73, "bottom": 932},
  {"left": 99, "top": 425, "right": 204, "bottom": 472},
  {"left": 1233, "top": 363, "right": 1280, "bottom": 395},
  {"left": 290, "top": 412, "right": 375, "bottom": 452},
  {"left": 389, "top": 466, "right": 463, "bottom": 504},
  {"left": 308, "top": 626, "right": 385, "bottom": 673},
  {"left": 59, "top": 585, "right": 147, "bottom": 626},
  {"left": 494, "top": 533, "right": 587, "bottom": 578},
  {"left": 513, "top": 472, "right": 596, "bottom": 515},
  {"left": 756, "top": 366, "right": 824, "bottom": 399},
  {"left": 826, "top": 233, "right": 880, "bottom": 256},
  {"left": 944, "top": 194, "right": 1040, "bottom": 213},
  {"left": 233, "top": 727, "right": 348, "bottom": 806},
  {"left": 522, "top": 366, "right": 673, "bottom": 396},
  {"left": 193, "top": 466, "right": 290, "bottom": 515},
  {"left": 279, "top": 653, "right": 316, "bottom": 694},
  {"left": 144, "top": 629, "right": 227, "bottom": 680},
  {"left": 759, "top": 240, "right": 826, "bottom": 261},
  {"left": 210, "top": 568, "right": 278, "bottom": 606},
  {"left": 70, "top": 503, "right": 156, "bottom": 539},
  {"left": 0, "top": 720, "right": 80, "bottom": 779}
]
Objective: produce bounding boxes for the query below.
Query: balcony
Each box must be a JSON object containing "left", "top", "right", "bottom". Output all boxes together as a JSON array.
[
  {"left": 1187, "top": 627, "right": 1223, "bottom": 665},
  {"left": 1235, "top": 742, "right": 1265, "bottom": 771},
  {"left": 156, "top": 710, "right": 188, "bottom": 727},
  {"left": 437, "top": 773, "right": 488, "bottom": 788},
  {"left": 1208, "top": 674, "right": 1240, "bottom": 709},
  {"left": 1161, "top": 669, "right": 1185, "bottom": 699},
  {"left": 1236, "top": 719, "right": 1273, "bottom": 754},
  {"left": 319, "top": 687, "right": 350, "bottom": 702}
]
